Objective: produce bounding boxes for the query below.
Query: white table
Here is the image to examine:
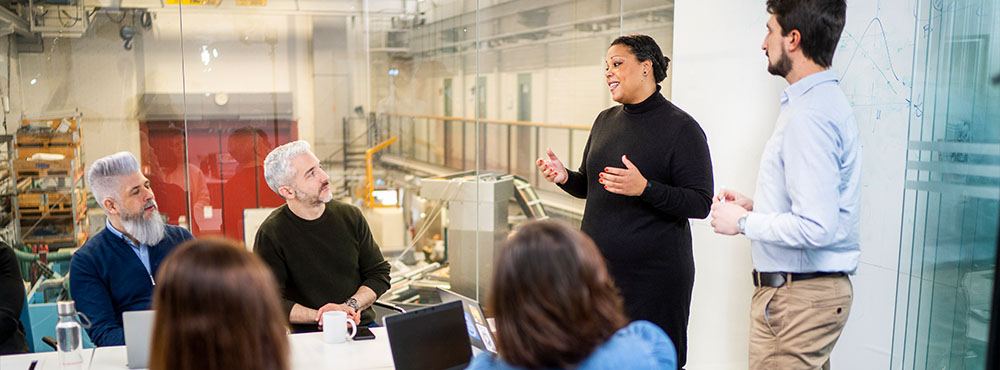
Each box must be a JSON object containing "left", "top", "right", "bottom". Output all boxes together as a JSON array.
[{"left": 0, "top": 327, "right": 395, "bottom": 370}]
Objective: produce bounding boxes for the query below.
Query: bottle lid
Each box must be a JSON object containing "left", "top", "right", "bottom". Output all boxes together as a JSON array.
[{"left": 56, "top": 301, "right": 76, "bottom": 316}]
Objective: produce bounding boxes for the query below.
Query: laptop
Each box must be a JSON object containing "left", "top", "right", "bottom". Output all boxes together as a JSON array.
[
  {"left": 384, "top": 301, "right": 472, "bottom": 370},
  {"left": 122, "top": 310, "right": 155, "bottom": 369},
  {"left": 437, "top": 288, "right": 498, "bottom": 354}
]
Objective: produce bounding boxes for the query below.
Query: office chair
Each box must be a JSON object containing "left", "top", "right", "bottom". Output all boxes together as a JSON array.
[{"left": 19, "top": 289, "right": 36, "bottom": 352}]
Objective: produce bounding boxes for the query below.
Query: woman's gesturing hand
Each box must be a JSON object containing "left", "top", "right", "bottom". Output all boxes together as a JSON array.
[
  {"left": 600, "top": 155, "right": 647, "bottom": 196},
  {"left": 537, "top": 148, "right": 568, "bottom": 184}
]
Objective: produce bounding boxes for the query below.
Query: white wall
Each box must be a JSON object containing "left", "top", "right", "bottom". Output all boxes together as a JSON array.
[
  {"left": 672, "top": 1, "right": 783, "bottom": 368},
  {"left": 10, "top": 11, "right": 356, "bottom": 164},
  {"left": 311, "top": 16, "right": 357, "bottom": 161},
  {"left": 17, "top": 17, "right": 146, "bottom": 164},
  {"left": 143, "top": 12, "right": 318, "bottom": 146}
]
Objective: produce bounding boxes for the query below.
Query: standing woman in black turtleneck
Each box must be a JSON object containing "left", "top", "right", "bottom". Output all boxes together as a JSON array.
[{"left": 537, "top": 34, "right": 713, "bottom": 369}]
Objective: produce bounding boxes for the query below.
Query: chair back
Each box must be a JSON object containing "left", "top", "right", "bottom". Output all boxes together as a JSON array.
[{"left": 19, "top": 287, "right": 35, "bottom": 352}]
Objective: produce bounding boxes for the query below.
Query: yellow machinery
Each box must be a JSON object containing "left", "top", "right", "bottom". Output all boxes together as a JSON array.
[{"left": 364, "top": 137, "right": 397, "bottom": 208}]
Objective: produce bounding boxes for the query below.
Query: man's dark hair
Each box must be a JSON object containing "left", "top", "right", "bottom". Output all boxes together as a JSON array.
[
  {"left": 766, "top": 0, "right": 846, "bottom": 68},
  {"left": 610, "top": 34, "right": 671, "bottom": 83}
]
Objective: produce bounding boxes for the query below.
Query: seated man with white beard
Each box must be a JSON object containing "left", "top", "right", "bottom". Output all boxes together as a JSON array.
[{"left": 70, "top": 152, "right": 193, "bottom": 346}]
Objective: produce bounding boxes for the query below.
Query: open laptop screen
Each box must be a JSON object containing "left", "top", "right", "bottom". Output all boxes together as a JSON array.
[
  {"left": 123, "top": 310, "right": 155, "bottom": 370},
  {"left": 384, "top": 301, "right": 472, "bottom": 370}
]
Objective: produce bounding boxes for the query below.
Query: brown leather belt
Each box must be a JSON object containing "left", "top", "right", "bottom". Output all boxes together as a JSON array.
[{"left": 752, "top": 270, "right": 845, "bottom": 288}]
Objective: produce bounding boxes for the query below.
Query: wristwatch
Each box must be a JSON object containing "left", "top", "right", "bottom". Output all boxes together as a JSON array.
[
  {"left": 346, "top": 297, "right": 359, "bottom": 312},
  {"left": 737, "top": 213, "right": 749, "bottom": 235}
]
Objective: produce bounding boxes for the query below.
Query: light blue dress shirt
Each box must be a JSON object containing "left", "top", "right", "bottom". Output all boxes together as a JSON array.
[
  {"left": 105, "top": 218, "right": 152, "bottom": 276},
  {"left": 744, "top": 69, "right": 862, "bottom": 273},
  {"left": 465, "top": 320, "right": 676, "bottom": 370}
]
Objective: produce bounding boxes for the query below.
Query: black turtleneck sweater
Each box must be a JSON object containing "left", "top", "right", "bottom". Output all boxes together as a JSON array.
[{"left": 558, "top": 87, "right": 713, "bottom": 368}]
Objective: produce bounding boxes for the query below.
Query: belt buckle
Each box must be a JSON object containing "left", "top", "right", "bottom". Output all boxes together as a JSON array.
[{"left": 772, "top": 273, "right": 786, "bottom": 288}]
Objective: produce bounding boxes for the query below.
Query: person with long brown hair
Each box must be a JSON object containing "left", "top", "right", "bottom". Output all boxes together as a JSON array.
[
  {"left": 150, "top": 237, "right": 289, "bottom": 370},
  {"left": 467, "top": 220, "right": 676, "bottom": 369}
]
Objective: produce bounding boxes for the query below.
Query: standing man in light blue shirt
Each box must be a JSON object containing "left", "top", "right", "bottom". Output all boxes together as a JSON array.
[{"left": 710, "top": 0, "right": 859, "bottom": 369}]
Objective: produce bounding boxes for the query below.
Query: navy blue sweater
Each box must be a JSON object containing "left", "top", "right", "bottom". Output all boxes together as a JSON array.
[{"left": 69, "top": 225, "right": 193, "bottom": 346}]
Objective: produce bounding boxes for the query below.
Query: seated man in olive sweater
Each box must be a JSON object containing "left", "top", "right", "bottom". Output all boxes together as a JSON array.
[
  {"left": 70, "top": 152, "right": 193, "bottom": 346},
  {"left": 254, "top": 140, "right": 391, "bottom": 332}
]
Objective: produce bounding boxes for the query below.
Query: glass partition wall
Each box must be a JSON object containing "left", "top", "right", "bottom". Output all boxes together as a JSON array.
[
  {"left": 8, "top": 0, "right": 672, "bottom": 323},
  {"left": 891, "top": 1, "right": 999, "bottom": 369},
  {"left": 10, "top": 1, "right": 998, "bottom": 365},
  {"left": 366, "top": 0, "right": 674, "bottom": 303}
]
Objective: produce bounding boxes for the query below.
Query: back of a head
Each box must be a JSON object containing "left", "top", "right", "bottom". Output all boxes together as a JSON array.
[
  {"left": 489, "top": 220, "right": 627, "bottom": 368},
  {"left": 87, "top": 151, "right": 141, "bottom": 211},
  {"left": 766, "top": 0, "right": 847, "bottom": 67},
  {"left": 150, "top": 237, "right": 289, "bottom": 370}
]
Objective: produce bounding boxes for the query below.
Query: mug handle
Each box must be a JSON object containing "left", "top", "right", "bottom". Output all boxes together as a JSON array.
[{"left": 346, "top": 318, "right": 357, "bottom": 339}]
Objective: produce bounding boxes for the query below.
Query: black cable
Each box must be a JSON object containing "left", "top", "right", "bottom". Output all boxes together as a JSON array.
[
  {"left": 57, "top": 6, "right": 81, "bottom": 28},
  {"left": 104, "top": 8, "right": 127, "bottom": 24},
  {"left": 3, "top": 36, "right": 9, "bottom": 135},
  {"left": 140, "top": 10, "right": 152, "bottom": 30}
]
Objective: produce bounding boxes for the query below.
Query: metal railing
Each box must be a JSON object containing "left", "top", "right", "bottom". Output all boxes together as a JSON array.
[{"left": 377, "top": 112, "right": 591, "bottom": 188}]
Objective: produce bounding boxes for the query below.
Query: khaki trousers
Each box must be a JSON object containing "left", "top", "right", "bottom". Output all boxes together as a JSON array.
[{"left": 749, "top": 274, "right": 852, "bottom": 370}]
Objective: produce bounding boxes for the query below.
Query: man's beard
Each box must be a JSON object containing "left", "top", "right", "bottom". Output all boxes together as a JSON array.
[
  {"left": 293, "top": 182, "right": 333, "bottom": 206},
  {"left": 767, "top": 46, "right": 793, "bottom": 78},
  {"left": 121, "top": 200, "right": 166, "bottom": 246}
]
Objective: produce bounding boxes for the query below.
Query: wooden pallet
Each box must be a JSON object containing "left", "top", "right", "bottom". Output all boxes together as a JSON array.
[
  {"left": 18, "top": 189, "right": 85, "bottom": 209},
  {"left": 20, "top": 216, "right": 89, "bottom": 246},
  {"left": 14, "top": 159, "right": 81, "bottom": 178},
  {"left": 22, "top": 230, "right": 88, "bottom": 249},
  {"left": 16, "top": 131, "right": 78, "bottom": 146},
  {"left": 20, "top": 118, "right": 80, "bottom": 132},
  {"left": 16, "top": 145, "right": 78, "bottom": 160}
]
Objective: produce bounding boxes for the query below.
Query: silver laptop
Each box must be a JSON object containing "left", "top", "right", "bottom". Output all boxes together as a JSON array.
[
  {"left": 122, "top": 310, "right": 155, "bottom": 369},
  {"left": 437, "top": 288, "right": 497, "bottom": 354}
]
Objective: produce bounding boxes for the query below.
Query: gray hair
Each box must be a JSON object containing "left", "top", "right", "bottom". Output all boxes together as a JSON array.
[
  {"left": 88, "top": 151, "right": 142, "bottom": 211},
  {"left": 264, "top": 140, "right": 313, "bottom": 196}
]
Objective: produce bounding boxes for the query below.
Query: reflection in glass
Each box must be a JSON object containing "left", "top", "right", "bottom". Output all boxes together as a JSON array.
[{"left": 892, "top": 1, "right": 999, "bottom": 369}]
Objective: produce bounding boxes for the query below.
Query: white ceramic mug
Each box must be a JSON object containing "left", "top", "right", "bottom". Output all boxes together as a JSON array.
[{"left": 322, "top": 311, "right": 357, "bottom": 344}]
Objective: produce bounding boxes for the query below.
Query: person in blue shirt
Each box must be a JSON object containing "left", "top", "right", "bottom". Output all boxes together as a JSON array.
[
  {"left": 710, "top": 0, "right": 859, "bottom": 369},
  {"left": 466, "top": 220, "right": 676, "bottom": 370},
  {"left": 70, "top": 152, "right": 193, "bottom": 346}
]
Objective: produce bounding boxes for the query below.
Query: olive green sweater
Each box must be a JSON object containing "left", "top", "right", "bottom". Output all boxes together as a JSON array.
[{"left": 254, "top": 201, "right": 391, "bottom": 332}]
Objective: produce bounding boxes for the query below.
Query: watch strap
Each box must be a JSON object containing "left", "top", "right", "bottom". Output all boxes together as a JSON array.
[{"left": 738, "top": 213, "right": 749, "bottom": 234}]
